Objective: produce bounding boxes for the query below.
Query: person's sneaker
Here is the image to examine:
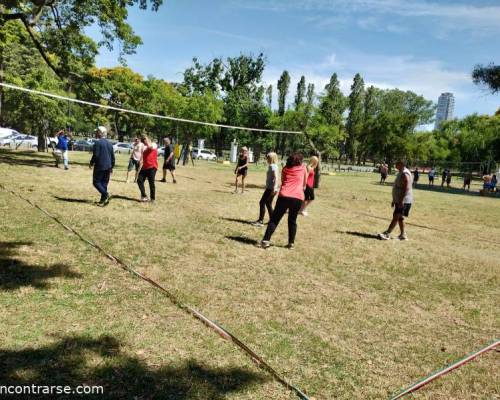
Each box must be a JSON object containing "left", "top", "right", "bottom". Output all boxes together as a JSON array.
[
  {"left": 259, "top": 240, "right": 271, "bottom": 249},
  {"left": 160, "top": 178, "right": 166, "bottom": 183},
  {"left": 285, "top": 243, "right": 295, "bottom": 249},
  {"left": 103, "top": 195, "right": 110, "bottom": 206},
  {"left": 173, "top": 179, "right": 177, "bottom": 184},
  {"left": 64, "top": 167, "right": 69, "bottom": 170},
  {"left": 252, "top": 221, "right": 264, "bottom": 227},
  {"left": 150, "top": 199, "right": 156, "bottom": 204},
  {"left": 300, "top": 210, "right": 308, "bottom": 216},
  {"left": 140, "top": 197, "right": 149, "bottom": 202},
  {"left": 378, "top": 232, "right": 392, "bottom": 240},
  {"left": 398, "top": 234, "right": 408, "bottom": 241}
]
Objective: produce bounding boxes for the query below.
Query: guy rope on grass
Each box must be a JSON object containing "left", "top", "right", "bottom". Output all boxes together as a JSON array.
[
  {"left": 0, "top": 183, "right": 310, "bottom": 400},
  {"left": 389, "top": 340, "right": 499, "bottom": 400}
]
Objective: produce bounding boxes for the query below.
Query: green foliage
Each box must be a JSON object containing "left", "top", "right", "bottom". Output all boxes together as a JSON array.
[
  {"left": 294, "top": 76, "right": 306, "bottom": 110},
  {"left": 277, "top": 70, "right": 290, "bottom": 117},
  {"left": 472, "top": 63, "right": 500, "bottom": 94},
  {"left": 346, "top": 73, "right": 364, "bottom": 161}
]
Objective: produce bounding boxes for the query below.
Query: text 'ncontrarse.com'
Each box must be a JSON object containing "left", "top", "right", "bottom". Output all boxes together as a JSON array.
[{"left": 0, "top": 385, "right": 104, "bottom": 396}]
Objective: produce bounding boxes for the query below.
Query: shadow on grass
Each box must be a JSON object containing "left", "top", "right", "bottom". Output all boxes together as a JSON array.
[
  {"left": 0, "top": 241, "right": 81, "bottom": 290},
  {"left": 226, "top": 182, "right": 265, "bottom": 189},
  {"left": 0, "top": 149, "right": 89, "bottom": 169},
  {"left": 338, "top": 231, "right": 380, "bottom": 240},
  {"left": 110, "top": 194, "right": 141, "bottom": 203},
  {"left": 220, "top": 217, "right": 255, "bottom": 226},
  {"left": 53, "top": 196, "right": 95, "bottom": 204},
  {"left": 0, "top": 335, "right": 266, "bottom": 399},
  {"left": 225, "top": 235, "right": 259, "bottom": 245}
]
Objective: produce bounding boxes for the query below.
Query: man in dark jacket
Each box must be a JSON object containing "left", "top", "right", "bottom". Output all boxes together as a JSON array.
[{"left": 89, "top": 126, "right": 115, "bottom": 205}]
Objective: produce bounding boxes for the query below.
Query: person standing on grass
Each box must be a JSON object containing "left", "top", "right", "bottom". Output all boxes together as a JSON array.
[
  {"left": 137, "top": 134, "right": 158, "bottom": 203},
  {"left": 54, "top": 129, "right": 72, "bottom": 170},
  {"left": 126, "top": 137, "right": 144, "bottom": 183},
  {"left": 463, "top": 172, "right": 472, "bottom": 191},
  {"left": 428, "top": 167, "right": 436, "bottom": 186},
  {"left": 413, "top": 167, "right": 420, "bottom": 187},
  {"left": 300, "top": 156, "right": 319, "bottom": 216},
  {"left": 160, "top": 138, "right": 177, "bottom": 184},
  {"left": 260, "top": 152, "right": 307, "bottom": 249},
  {"left": 380, "top": 163, "right": 388, "bottom": 184},
  {"left": 89, "top": 126, "right": 115, "bottom": 206},
  {"left": 234, "top": 146, "right": 249, "bottom": 194},
  {"left": 441, "top": 168, "right": 449, "bottom": 187},
  {"left": 252, "top": 152, "right": 279, "bottom": 227},
  {"left": 378, "top": 160, "right": 413, "bottom": 241}
]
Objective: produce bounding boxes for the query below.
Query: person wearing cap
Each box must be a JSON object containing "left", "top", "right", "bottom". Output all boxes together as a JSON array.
[
  {"left": 54, "top": 129, "right": 72, "bottom": 169},
  {"left": 378, "top": 160, "right": 413, "bottom": 241},
  {"left": 89, "top": 126, "right": 115, "bottom": 205}
]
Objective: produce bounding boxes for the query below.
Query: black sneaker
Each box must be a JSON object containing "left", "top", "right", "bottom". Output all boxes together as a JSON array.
[
  {"left": 285, "top": 243, "right": 295, "bottom": 249},
  {"left": 160, "top": 178, "right": 166, "bottom": 183},
  {"left": 259, "top": 240, "right": 271, "bottom": 249},
  {"left": 173, "top": 179, "right": 177, "bottom": 184}
]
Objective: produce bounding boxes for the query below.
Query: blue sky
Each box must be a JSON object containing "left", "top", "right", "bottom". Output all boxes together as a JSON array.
[{"left": 94, "top": 0, "right": 499, "bottom": 121}]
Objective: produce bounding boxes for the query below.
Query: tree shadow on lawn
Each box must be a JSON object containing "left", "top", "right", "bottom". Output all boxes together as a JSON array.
[
  {"left": 0, "top": 149, "right": 89, "bottom": 169},
  {"left": 336, "top": 231, "right": 380, "bottom": 240},
  {"left": 0, "top": 334, "right": 267, "bottom": 399},
  {"left": 226, "top": 182, "right": 265, "bottom": 189},
  {"left": 0, "top": 241, "right": 81, "bottom": 290}
]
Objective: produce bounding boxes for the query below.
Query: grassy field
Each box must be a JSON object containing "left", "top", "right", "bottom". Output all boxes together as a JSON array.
[{"left": 0, "top": 148, "right": 498, "bottom": 400}]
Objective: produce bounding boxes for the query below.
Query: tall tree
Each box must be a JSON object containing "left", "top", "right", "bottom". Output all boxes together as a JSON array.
[
  {"left": 319, "top": 73, "right": 346, "bottom": 126},
  {"left": 266, "top": 84, "right": 273, "bottom": 110},
  {"left": 472, "top": 63, "right": 500, "bottom": 94},
  {"left": 346, "top": 73, "right": 365, "bottom": 162},
  {"left": 277, "top": 70, "right": 290, "bottom": 117},
  {"left": 294, "top": 75, "right": 306, "bottom": 110},
  {"left": 0, "top": 1, "right": 163, "bottom": 85}
]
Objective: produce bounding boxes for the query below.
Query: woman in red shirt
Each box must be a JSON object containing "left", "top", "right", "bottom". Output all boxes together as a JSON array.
[
  {"left": 137, "top": 134, "right": 158, "bottom": 202},
  {"left": 300, "top": 156, "right": 319, "bottom": 216},
  {"left": 260, "top": 152, "right": 307, "bottom": 249}
]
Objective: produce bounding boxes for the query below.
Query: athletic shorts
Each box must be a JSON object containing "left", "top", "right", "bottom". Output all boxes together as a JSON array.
[
  {"left": 394, "top": 203, "right": 412, "bottom": 217},
  {"left": 128, "top": 158, "right": 140, "bottom": 171},
  {"left": 163, "top": 160, "right": 176, "bottom": 171},
  {"left": 304, "top": 185, "right": 315, "bottom": 201},
  {"left": 429, "top": 176, "right": 434, "bottom": 182},
  {"left": 237, "top": 167, "right": 248, "bottom": 177}
]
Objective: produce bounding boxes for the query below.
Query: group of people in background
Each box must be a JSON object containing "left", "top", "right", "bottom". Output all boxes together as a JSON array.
[{"left": 87, "top": 127, "right": 177, "bottom": 205}]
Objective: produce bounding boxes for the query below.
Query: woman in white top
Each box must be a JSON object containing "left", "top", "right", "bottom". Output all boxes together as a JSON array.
[{"left": 126, "top": 137, "right": 144, "bottom": 183}]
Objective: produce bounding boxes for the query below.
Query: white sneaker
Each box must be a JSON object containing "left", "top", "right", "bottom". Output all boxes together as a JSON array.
[
  {"left": 378, "top": 232, "right": 392, "bottom": 240},
  {"left": 140, "top": 197, "right": 149, "bottom": 202},
  {"left": 398, "top": 234, "right": 408, "bottom": 241},
  {"left": 300, "top": 210, "right": 308, "bottom": 216}
]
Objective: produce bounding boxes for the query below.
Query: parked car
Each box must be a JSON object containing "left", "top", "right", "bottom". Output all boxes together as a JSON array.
[
  {"left": 73, "top": 139, "right": 94, "bottom": 151},
  {"left": 114, "top": 142, "right": 132, "bottom": 154},
  {"left": 0, "top": 127, "right": 21, "bottom": 140},
  {"left": 0, "top": 133, "right": 23, "bottom": 146},
  {"left": 12, "top": 135, "right": 38, "bottom": 148},
  {"left": 192, "top": 148, "right": 217, "bottom": 161}
]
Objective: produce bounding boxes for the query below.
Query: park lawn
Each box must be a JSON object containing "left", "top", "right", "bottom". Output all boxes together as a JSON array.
[{"left": 0, "top": 148, "right": 498, "bottom": 400}]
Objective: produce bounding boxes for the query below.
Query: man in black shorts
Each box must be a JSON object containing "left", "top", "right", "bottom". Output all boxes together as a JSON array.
[
  {"left": 160, "top": 138, "right": 177, "bottom": 183},
  {"left": 378, "top": 160, "right": 413, "bottom": 241}
]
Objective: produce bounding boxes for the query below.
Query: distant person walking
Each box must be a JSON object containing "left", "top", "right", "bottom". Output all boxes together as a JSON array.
[
  {"left": 252, "top": 152, "right": 279, "bottom": 227},
  {"left": 53, "top": 129, "right": 72, "bottom": 170},
  {"left": 300, "top": 155, "right": 319, "bottom": 216},
  {"left": 441, "top": 168, "right": 450, "bottom": 187},
  {"left": 463, "top": 172, "right": 472, "bottom": 191},
  {"left": 126, "top": 137, "right": 144, "bottom": 183},
  {"left": 380, "top": 163, "right": 388, "bottom": 184},
  {"left": 428, "top": 168, "right": 436, "bottom": 186},
  {"left": 378, "top": 160, "right": 413, "bottom": 241},
  {"left": 234, "top": 146, "right": 249, "bottom": 194},
  {"left": 160, "top": 138, "right": 177, "bottom": 183},
  {"left": 260, "top": 152, "right": 307, "bottom": 249},
  {"left": 137, "top": 134, "right": 158, "bottom": 203},
  {"left": 413, "top": 167, "right": 420, "bottom": 187},
  {"left": 89, "top": 126, "right": 115, "bottom": 206},
  {"left": 446, "top": 170, "right": 452, "bottom": 187}
]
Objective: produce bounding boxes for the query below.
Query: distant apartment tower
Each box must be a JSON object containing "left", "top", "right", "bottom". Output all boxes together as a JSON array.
[{"left": 434, "top": 92, "right": 455, "bottom": 129}]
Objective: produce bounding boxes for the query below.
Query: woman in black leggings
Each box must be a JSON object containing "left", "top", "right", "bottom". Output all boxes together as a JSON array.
[{"left": 260, "top": 152, "right": 307, "bottom": 249}]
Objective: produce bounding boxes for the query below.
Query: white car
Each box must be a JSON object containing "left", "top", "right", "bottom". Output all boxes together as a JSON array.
[
  {"left": 0, "top": 127, "right": 21, "bottom": 140},
  {"left": 12, "top": 135, "right": 38, "bottom": 148},
  {"left": 114, "top": 142, "right": 132, "bottom": 154},
  {"left": 0, "top": 133, "right": 24, "bottom": 146},
  {"left": 192, "top": 148, "right": 217, "bottom": 161}
]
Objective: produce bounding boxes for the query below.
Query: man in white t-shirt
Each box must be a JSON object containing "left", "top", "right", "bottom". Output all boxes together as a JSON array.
[{"left": 126, "top": 137, "right": 144, "bottom": 183}]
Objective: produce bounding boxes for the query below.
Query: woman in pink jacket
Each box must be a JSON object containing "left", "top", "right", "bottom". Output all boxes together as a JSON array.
[{"left": 260, "top": 152, "right": 307, "bottom": 249}]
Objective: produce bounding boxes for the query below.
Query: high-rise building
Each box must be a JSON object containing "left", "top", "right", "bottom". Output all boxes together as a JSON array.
[{"left": 435, "top": 92, "right": 455, "bottom": 129}]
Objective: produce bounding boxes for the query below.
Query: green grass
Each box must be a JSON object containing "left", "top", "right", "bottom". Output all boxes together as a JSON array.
[{"left": 0, "top": 149, "right": 498, "bottom": 399}]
